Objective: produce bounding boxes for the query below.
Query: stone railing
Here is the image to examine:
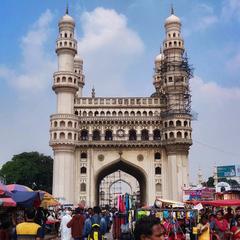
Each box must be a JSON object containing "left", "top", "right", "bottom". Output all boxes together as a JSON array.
[
  {"left": 78, "top": 116, "right": 162, "bottom": 121},
  {"left": 50, "top": 113, "right": 79, "bottom": 121},
  {"left": 74, "top": 97, "right": 165, "bottom": 107}
]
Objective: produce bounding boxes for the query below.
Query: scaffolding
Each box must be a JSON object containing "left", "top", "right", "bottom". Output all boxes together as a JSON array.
[{"left": 155, "top": 51, "right": 194, "bottom": 118}]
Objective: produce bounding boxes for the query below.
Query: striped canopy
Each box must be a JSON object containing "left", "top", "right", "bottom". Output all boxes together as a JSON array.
[
  {"left": 0, "top": 197, "right": 16, "bottom": 207},
  {"left": 7, "top": 184, "right": 33, "bottom": 192},
  {"left": 0, "top": 182, "right": 11, "bottom": 196}
]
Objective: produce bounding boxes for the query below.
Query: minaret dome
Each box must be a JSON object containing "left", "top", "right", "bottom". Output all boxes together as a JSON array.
[
  {"left": 74, "top": 54, "right": 83, "bottom": 64},
  {"left": 165, "top": 14, "right": 181, "bottom": 26},
  {"left": 164, "top": 6, "right": 181, "bottom": 27},
  {"left": 155, "top": 52, "right": 164, "bottom": 63},
  {"left": 59, "top": 14, "right": 75, "bottom": 25}
]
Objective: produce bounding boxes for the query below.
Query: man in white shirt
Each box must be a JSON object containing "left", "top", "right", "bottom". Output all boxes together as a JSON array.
[{"left": 60, "top": 210, "right": 72, "bottom": 240}]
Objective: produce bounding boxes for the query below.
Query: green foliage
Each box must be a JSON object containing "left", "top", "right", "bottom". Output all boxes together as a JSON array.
[
  {"left": 0, "top": 152, "right": 53, "bottom": 193},
  {"left": 204, "top": 176, "right": 215, "bottom": 187},
  {"left": 219, "top": 177, "right": 240, "bottom": 186},
  {"left": 202, "top": 176, "right": 240, "bottom": 188}
]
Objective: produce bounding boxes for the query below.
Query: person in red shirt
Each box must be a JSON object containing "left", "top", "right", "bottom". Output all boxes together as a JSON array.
[
  {"left": 224, "top": 207, "right": 234, "bottom": 223},
  {"left": 231, "top": 215, "right": 240, "bottom": 240},
  {"left": 67, "top": 207, "right": 85, "bottom": 240},
  {"left": 211, "top": 210, "right": 229, "bottom": 240}
]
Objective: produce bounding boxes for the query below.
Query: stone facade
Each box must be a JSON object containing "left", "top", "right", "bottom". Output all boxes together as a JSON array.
[{"left": 50, "top": 8, "right": 193, "bottom": 205}]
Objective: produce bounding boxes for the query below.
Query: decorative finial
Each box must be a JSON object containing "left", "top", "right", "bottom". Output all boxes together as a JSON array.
[
  {"left": 66, "top": 0, "right": 69, "bottom": 15},
  {"left": 91, "top": 86, "right": 95, "bottom": 98},
  {"left": 171, "top": 4, "right": 174, "bottom": 15}
]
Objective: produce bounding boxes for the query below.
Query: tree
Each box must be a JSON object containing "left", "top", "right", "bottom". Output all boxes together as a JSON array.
[
  {"left": 0, "top": 152, "right": 53, "bottom": 193},
  {"left": 203, "top": 176, "right": 215, "bottom": 187},
  {"left": 202, "top": 176, "right": 240, "bottom": 188}
]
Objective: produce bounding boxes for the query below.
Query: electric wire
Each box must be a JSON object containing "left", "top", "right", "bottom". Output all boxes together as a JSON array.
[{"left": 195, "top": 140, "right": 240, "bottom": 157}]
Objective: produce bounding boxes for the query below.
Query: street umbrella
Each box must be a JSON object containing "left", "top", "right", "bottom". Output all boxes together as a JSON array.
[
  {"left": 39, "top": 191, "right": 59, "bottom": 208},
  {"left": 0, "top": 197, "right": 16, "bottom": 207},
  {"left": 11, "top": 191, "right": 40, "bottom": 208},
  {"left": 7, "top": 184, "right": 33, "bottom": 192},
  {"left": 0, "top": 182, "right": 11, "bottom": 197}
]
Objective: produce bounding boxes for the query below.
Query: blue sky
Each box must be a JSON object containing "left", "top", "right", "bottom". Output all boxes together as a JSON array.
[{"left": 0, "top": 0, "right": 240, "bottom": 183}]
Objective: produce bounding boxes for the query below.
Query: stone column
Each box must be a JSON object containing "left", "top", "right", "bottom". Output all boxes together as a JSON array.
[
  {"left": 166, "top": 145, "right": 189, "bottom": 201},
  {"left": 52, "top": 146, "right": 76, "bottom": 203},
  {"left": 147, "top": 162, "right": 156, "bottom": 205}
]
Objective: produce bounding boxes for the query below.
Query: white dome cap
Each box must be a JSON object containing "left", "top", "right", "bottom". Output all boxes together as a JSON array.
[
  {"left": 59, "top": 14, "right": 75, "bottom": 25},
  {"left": 155, "top": 53, "right": 164, "bottom": 62},
  {"left": 165, "top": 14, "right": 181, "bottom": 25},
  {"left": 164, "top": 6, "right": 181, "bottom": 26}
]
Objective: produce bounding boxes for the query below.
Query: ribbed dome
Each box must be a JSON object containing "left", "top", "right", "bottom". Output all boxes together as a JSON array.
[
  {"left": 155, "top": 53, "right": 164, "bottom": 62},
  {"left": 165, "top": 14, "right": 181, "bottom": 25},
  {"left": 59, "top": 14, "right": 75, "bottom": 25}
]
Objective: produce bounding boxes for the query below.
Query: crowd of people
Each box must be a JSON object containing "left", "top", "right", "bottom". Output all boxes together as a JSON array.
[
  {"left": 0, "top": 205, "right": 240, "bottom": 240},
  {"left": 195, "top": 206, "right": 240, "bottom": 240},
  {"left": 0, "top": 206, "right": 111, "bottom": 240}
]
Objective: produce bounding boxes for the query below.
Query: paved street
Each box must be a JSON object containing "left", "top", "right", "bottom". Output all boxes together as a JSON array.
[{"left": 44, "top": 233, "right": 114, "bottom": 240}]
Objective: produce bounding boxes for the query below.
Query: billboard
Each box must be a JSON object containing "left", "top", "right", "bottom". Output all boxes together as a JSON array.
[{"left": 217, "top": 165, "right": 236, "bottom": 178}]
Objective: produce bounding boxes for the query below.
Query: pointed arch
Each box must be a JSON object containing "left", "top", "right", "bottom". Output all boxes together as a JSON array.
[
  {"left": 95, "top": 159, "right": 147, "bottom": 205},
  {"left": 105, "top": 130, "right": 113, "bottom": 141},
  {"left": 153, "top": 129, "right": 161, "bottom": 140},
  {"left": 141, "top": 129, "right": 149, "bottom": 140},
  {"left": 129, "top": 129, "right": 137, "bottom": 140},
  {"left": 93, "top": 129, "right": 101, "bottom": 141}
]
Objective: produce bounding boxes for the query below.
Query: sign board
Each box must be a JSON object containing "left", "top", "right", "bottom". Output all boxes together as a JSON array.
[
  {"left": 217, "top": 165, "right": 236, "bottom": 178},
  {"left": 182, "top": 187, "right": 215, "bottom": 201},
  {"left": 193, "top": 203, "right": 204, "bottom": 211}
]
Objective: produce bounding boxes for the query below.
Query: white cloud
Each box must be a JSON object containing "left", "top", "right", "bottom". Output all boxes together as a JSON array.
[
  {"left": 0, "top": 9, "right": 56, "bottom": 92},
  {"left": 0, "top": 10, "right": 56, "bottom": 164},
  {"left": 183, "top": 3, "right": 218, "bottom": 36},
  {"left": 195, "top": 15, "right": 218, "bottom": 31},
  {"left": 222, "top": 0, "right": 240, "bottom": 22},
  {"left": 226, "top": 52, "right": 240, "bottom": 74},
  {"left": 190, "top": 77, "right": 240, "bottom": 183},
  {"left": 78, "top": 7, "right": 145, "bottom": 96}
]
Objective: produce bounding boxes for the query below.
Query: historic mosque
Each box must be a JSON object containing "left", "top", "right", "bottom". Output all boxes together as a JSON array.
[{"left": 49, "top": 7, "right": 193, "bottom": 206}]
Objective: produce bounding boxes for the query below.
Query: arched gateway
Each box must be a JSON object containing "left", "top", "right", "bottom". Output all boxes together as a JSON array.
[
  {"left": 95, "top": 158, "right": 147, "bottom": 205},
  {"left": 50, "top": 8, "right": 193, "bottom": 205}
]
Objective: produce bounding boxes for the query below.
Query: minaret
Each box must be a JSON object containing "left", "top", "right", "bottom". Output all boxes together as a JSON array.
[
  {"left": 198, "top": 168, "right": 203, "bottom": 186},
  {"left": 91, "top": 87, "right": 96, "bottom": 98},
  {"left": 153, "top": 48, "right": 164, "bottom": 93},
  {"left": 50, "top": 9, "right": 80, "bottom": 203},
  {"left": 153, "top": 7, "right": 193, "bottom": 200},
  {"left": 74, "top": 55, "right": 85, "bottom": 97},
  {"left": 213, "top": 166, "right": 218, "bottom": 186}
]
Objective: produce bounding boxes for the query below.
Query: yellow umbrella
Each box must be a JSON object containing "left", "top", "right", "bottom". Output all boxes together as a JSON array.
[{"left": 39, "top": 191, "right": 59, "bottom": 208}]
